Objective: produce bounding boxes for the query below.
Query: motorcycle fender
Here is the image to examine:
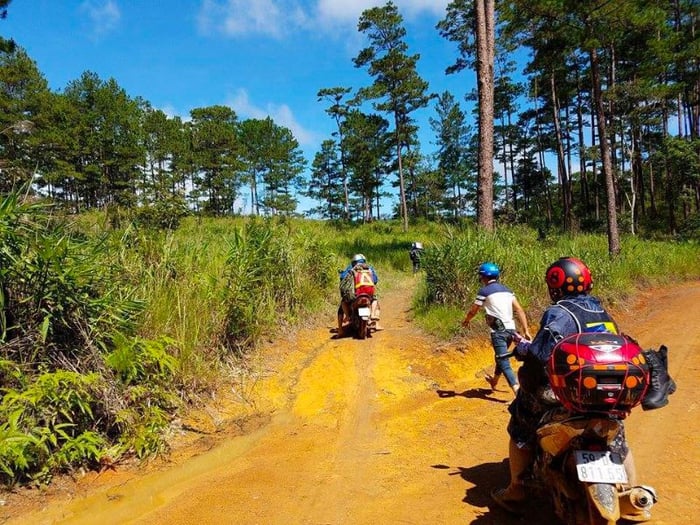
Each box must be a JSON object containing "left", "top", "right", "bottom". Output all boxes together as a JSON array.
[{"left": 585, "top": 482, "right": 620, "bottom": 521}]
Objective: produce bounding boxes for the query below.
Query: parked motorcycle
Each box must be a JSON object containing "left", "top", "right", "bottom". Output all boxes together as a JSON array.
[{"left": 525, "top": 332, "right": 657, "bottom": 524}]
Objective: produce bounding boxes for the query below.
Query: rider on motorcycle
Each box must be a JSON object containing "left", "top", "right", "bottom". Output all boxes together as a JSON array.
[
  {"left": 338, "top": 253, "right": 380, "bottom": 335},
  {"left": 491, "top": 257, "right": 675, "bottom": 515}
]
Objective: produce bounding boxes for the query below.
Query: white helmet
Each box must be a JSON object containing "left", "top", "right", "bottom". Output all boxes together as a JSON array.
[{"left": 352, "top": 253, "right": 366, "bottom": 265}]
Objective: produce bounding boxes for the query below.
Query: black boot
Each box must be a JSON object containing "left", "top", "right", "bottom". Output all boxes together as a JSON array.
[
  {"left": 657, "top": 345, "right": 677, "bottom": 395},
  {"left": 642, "top": 345, "right": 676, "bottom": 411}
]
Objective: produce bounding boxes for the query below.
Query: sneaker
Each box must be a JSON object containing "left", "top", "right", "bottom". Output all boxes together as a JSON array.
[{"left": 485, "top": 374, "right": 500, "bottom": 390}]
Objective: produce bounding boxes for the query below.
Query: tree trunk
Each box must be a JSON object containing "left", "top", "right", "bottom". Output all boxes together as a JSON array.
[
  {"left": 394, "top": 120, "right": 408, "bottom": 232},
  {"left": 590, "top": 47, "right": 620, "bottom": 256},
  {"left": 550, "top": 73, "right": 572, "bottom": 231},
  {"left": 475, "top": 0, "right": 495, "bottom": 231}
]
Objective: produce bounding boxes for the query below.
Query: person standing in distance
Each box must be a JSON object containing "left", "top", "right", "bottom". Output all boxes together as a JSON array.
[
  {"left": 409, "top": 242, "right": 423, "bottom": 274},
  {"left": 462, "top": 262, "right": 532, "bottom": 395}
]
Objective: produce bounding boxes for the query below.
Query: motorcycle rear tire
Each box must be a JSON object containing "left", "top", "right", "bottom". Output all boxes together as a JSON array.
[
  {"left": 358, "top": 319, "right": 368, "bottom": 340},
  {"left": 562, "top": 500, "right": 611, "bottom": 525}
]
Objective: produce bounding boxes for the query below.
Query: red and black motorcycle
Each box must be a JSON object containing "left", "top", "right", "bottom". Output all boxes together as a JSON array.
[{"left": 526, "top": 332, "right": 658, "bottom": 524}]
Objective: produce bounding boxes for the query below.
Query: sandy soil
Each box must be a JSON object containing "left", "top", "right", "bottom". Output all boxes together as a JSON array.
[{"left": 1, "top": 276, "right": 699, "bottom": 525}]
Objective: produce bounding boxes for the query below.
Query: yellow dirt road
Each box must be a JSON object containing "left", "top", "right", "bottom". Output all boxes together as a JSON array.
[{"left": 3, "top": 277, "right": 699, "bottom": 524}]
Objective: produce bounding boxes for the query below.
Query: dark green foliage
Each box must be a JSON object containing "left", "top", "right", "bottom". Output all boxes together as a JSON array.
[
  {"left": 306, "top": 139, "right": 346, "bottom": 220},
  {"left": 0, "top": 191, "right": 182, "bottom": 485},
  {"left": 678, "top": 213, "right": 700, "bottom": 241},
  {"left": 106, "top": 333, "right": 178, "bottom": 386},
  {"left": 133, "top": 196, "right": 190, "bottom": 230},
  {"left": 0, "top": 193, "right": 141, "bottom": 365},
  {"left": 0, "top": 370, "right": 104, "bottom": 483},
  {"left": 106, "top": 336, "right": 179, "bottom": 459},
  {"left": 354, "top": 1, "right": 433, "bottom": 230}
]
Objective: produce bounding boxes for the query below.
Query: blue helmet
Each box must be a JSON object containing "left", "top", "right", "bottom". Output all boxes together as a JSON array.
[{"left": 478, "top": 262, "right": 500, "bottom": 279}]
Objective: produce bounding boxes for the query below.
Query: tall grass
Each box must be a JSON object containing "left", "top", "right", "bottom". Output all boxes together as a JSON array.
[
  {"left": 416, "top": 224, "right": 700, "bottom": 335},
  {"left": 101, "top": 216, "right": 340, "bottom": 389},
  {"left": 220, "top": 217, "right": 337, "bottom": 352},
  {"left": 0, "top": 193, "right": 180, "bottom": 485}
]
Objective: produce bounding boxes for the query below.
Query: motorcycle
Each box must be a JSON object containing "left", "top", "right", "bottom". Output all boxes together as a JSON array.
[
  {"left": 525, "top": 332, "right": 658, "bottom": 524},
  {"left": 349, "top": 293, "right": 374, "bottom": 339}
]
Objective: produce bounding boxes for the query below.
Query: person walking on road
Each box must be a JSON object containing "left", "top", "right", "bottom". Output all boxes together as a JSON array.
[
  {"left": 409, "top": 242, "right": 423, "bottom": 274},
  {"left": 462, "top": 262, "right": 532, "bottom": 395}
]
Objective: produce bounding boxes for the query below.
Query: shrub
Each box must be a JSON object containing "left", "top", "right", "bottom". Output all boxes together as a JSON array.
[{"left": 222, "top": 218, "right": 336, "bottom": 353}]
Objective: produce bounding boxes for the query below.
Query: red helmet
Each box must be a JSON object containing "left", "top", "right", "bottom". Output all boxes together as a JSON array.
[{"left": 545, "top": 257, "right": 593, "bottom": 301}]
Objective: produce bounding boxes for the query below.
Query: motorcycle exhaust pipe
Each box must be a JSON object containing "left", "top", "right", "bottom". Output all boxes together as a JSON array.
[
  {"left": 620, "top": 485, "right": 657, "bottom": 521},
  {"left": 628, "top": 486, "right": 657, "bottom": 511}
]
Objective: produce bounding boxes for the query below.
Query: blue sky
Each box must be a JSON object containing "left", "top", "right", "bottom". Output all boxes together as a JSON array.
[{"left": 3, "top": 0, "right": 477, "bottom": 213}]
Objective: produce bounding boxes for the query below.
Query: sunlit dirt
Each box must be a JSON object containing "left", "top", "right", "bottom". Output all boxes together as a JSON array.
[{"left": 2, "top": 276, "right": 699, "bottom": 524}]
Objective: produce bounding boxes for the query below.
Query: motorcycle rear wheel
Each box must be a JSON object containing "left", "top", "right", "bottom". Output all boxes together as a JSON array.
[
  {"left": 561, "top": 493, "right": 614, "bottom": 525},
  {"left": 585, "top": 487, "right": 616, "bottom": 525},
  {"left": 358, "top": 319, "right": 368, "bottom": 339}
]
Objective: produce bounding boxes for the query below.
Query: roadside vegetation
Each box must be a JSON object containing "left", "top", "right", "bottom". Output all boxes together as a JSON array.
[
  {"left": 414, "top": 225, "right": 700, "bottom": 339},
  {"left": 1, "top": 191, "right": 698, "bottom": 487}
]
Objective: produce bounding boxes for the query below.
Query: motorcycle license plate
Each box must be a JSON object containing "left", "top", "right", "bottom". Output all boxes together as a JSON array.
[
  {"left": 357, "top": 307, "right": 371, "bottom": 319},
  {"left": 574, "top": 451, "right": 628, "bottom": 484}
]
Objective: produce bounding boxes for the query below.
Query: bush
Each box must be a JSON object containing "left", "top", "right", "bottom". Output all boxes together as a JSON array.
[
  {"left": 133, "top": 196, "right": 191, "bottom": 230},
  {"left": 0, "top": 191, "right": 183, "bottom": 485},
  {"left": 222, "top": 217, "right": 336, "bottom": 353}
]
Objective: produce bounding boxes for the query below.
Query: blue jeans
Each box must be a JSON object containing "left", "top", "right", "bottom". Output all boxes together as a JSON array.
[{"left": 490, "top": 329, "right": 518, "bottom": 387}]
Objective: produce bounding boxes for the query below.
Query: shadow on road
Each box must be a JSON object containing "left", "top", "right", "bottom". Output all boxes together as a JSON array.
[
  {"left": 432, "top": 461, "right": 557, "bottom": 524},
  {"left": 435, "top": 388, "right": 510, "bottom": 404}
]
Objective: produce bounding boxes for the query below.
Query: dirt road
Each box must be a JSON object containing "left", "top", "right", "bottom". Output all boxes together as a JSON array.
[{"left": 2, "top": 277, "right": 699, "bottom": 524}]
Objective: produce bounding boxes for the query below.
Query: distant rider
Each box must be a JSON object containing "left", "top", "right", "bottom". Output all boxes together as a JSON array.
[
  {"left": 338, "top": 253, "right": 380, "bottom": 335},
  {"left": 409, "top": 242, "right": 423, "bottom": 274}
]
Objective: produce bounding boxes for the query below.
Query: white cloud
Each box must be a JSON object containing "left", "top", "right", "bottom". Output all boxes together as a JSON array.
[
  {"left": 317, "top": 0, "right": 448, "bottom": 25},
  {"left": 227, "top": 89, "right": 317, "bottom": 146},
  {"left": 197, "top": 0, "right": 449, "bottom": 39},
  {"left": 80, "top": 0, "right": 121, "bottom": 39},
  {"left": 197, "top": 0, "right": 309, "bottom": 39}
]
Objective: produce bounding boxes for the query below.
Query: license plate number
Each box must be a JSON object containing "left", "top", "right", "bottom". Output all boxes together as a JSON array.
[
  {"left": 575, "top": 451, "right": 628, "bottom": 483},
  {"left": 357, "top": 307, "right": 371, "bottom": 318}
]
